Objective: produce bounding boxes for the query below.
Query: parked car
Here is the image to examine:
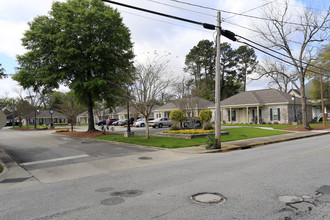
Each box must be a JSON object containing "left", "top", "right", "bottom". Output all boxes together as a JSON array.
[
  {"left": 96, "top": 119, "right": 107, "bottom": 126},
  {"left": 133, "top": 118, "right": 154, "bottom": 127},
  {"left": 106, "top": 118, "right": 118, "bottom": 125},
  {"left": 149, "top": 117, "right": 173, "bottom": 128}
]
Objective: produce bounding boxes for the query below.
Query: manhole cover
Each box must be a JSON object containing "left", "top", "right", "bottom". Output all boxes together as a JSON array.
[
  {"left": 111, "top": 190, "right": 143, "bottom": 197},
  {"left": 317, "top": 185, "right": 330, "bottom": 195},
  {"left": 100, "top": 197, "right": 125, "bottom": 206},
  {"left": 191, "top": 192, "right": 226, "bottom": 204},
  {"left": 138, "top": 157, "right": 152, "bottom": 160}
]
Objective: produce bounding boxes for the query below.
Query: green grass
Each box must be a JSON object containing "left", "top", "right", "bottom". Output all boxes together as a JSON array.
[
  {"left": 222, "top": 121, "right": 330, "bottom": 129},
  {"left": 95, "top": 127, "right": 291, "bottom": 149}
]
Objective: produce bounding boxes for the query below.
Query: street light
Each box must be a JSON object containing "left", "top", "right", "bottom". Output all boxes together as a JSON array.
[
  {"left": 34, "top": 109, "right": 39, "bottom": 129},
  {"left": 12, "top": 100, "right": 15, "bottom": 128},
  {"left": 49, "top": 109, "right": 54, "bottom": 128},
  {"left": 292, "top": 95, "right": 296, "bottom": 122}
]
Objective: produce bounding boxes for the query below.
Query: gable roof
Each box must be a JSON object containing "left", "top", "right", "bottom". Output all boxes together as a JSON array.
[
  {"left": 220, "top": 89, "right": 304, "bottom": 106},
  {"left": 156, "top": 97, "right": 214, "bottom": 111}
]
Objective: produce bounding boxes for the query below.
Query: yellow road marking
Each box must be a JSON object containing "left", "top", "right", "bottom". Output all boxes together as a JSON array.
[{"left": 292, "top": 146, "right": 330, "bottom": 161}]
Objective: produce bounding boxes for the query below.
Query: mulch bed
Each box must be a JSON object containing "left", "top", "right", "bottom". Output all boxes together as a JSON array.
[{"left": 282, "top": 125, "right": 330, "bottom": 131}]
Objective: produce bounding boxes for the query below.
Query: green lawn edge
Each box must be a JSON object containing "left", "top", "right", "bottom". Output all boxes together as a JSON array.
[
  {"left": 221, "top": 121, "right": 330, "bottom": 129},
  {"left": 94, "top": 127, "right": 291, "bottom": 149}
]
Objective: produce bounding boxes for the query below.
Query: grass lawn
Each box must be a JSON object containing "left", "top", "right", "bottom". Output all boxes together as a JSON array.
[
  {"left": 95, "top": 127, "right": 291, "bottom": 149},
  {"left": 222, "top": 121, "right": 330, "bottom": 129}
]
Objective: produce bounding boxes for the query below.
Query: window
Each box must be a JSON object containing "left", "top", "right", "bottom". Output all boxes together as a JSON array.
[
  {"left": 228, "top": 110, "right": 236, "bottom": 121},
  {"left": 270, "top": 108, "right": 281, "bottom": 121}
]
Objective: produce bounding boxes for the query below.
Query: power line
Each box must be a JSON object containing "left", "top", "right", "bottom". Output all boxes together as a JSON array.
[
  {"left": 167, "top": 0, "right": 329, "bottom": 28},
  {"left": 222, "top": 20, "right": 305, "bottom": 45},
  {"left": 223, "top": 1, "right": 274, "bottom": 21},
  {"left": 101, "top": 0, "right": 328, "bottom": 77},
  {"left": 118, "top": 9, "right": 211, "bottom": 33},
  {"left": 236, "top": 34, "right": 330, "bottom": 74},
  {"left": 145, "top": 0, "right": 216, "bottom": 18},
  {"left": 237, "top": 40, "right": 329, "bottom": 77},
  {"left": 101, "top": 0, "right": 216, "bottom": 29}
]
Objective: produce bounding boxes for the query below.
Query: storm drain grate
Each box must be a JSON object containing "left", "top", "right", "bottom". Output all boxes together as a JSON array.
[
  {"left": 0, "top": 177, "right": 30, "bottom": 183},
  {"left": 191, "top": 192, "right": 226, "bottom": 205}
]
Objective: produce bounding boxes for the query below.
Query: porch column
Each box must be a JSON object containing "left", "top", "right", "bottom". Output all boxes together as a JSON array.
[
  {"left": 246, "top": 107, "right": 249, "bottom": 124},
  {"left": 230, "top": 107, "right": 232, "bottom": 124},
  {"left": 257, "top": 106, "right": 260, "bottom": 124}
]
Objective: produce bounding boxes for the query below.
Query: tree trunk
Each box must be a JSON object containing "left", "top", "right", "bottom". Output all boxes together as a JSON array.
[
  {"left": 87, "top": 92, "right": 96, "bottom": 131},
  {"left": 145, "top": 115, "right": 150, "bottom": 139},
  {"left": 299, "top": 77, "right": 310, "bottom": 129},
  {"left": 71, "top": 116, "right": 74, "bottom": 132}
]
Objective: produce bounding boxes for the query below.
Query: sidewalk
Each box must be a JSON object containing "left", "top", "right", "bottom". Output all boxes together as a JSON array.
[{"left": 172, "top": 129, "right": 330, "bottom": 154}]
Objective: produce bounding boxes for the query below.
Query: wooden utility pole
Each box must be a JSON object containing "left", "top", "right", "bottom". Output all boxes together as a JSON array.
[
  {"left": 215, "top": 11, "right": 221, "bottom": 148},
  {"left": 320, "top": 75, "right": 325, "bottom": 126}
]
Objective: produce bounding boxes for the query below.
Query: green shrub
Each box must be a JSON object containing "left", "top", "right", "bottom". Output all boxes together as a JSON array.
[
  {"left": 170, "top": 124, "right": 181, "bottom": 130},
  {"left": 0, "top": 164, "right": 3, "bottom": 173},
  {"left": 199, "top": 109, "right": 212, "bottom": 129},
  {"left": 206, "top": 135, "right": 220, "bottom": 150},
  {"left": 170, "top": 110, "right": 184, "bottom": 127}
]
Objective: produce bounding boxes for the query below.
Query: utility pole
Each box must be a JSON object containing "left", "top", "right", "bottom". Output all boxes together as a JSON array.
[
  {"left": 320, "top": 75, "right": 325, "bottom": 126},
  {"left": 215, "top": 11, "right": 221, "bottom": 149}
]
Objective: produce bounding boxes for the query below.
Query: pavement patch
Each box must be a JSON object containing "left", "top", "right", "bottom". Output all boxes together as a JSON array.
[
  {"left": 100, "top": 197, "right": 125, "bottom": 206},
  {"left": 111, "top": 190, "right": 143, "bottom": 197}
]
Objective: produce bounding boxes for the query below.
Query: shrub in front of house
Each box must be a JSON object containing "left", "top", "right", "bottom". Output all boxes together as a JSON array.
[
  {"left": 170, "top": 110, "right": 184, "bottom": 128},
  {"left": 198, "top": 109, "right": 212, "bottom": 129}
]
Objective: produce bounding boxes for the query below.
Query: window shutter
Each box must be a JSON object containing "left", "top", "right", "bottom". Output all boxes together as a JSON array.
[
  {"left": 270, "top": 109, "right": 273, "bottom": 121},
  {"left": 278, "top": 108, "right": 281, "bottom": 121}
]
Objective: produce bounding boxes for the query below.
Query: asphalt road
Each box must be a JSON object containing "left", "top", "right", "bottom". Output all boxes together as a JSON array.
[{"left": 0, "top": 126, "right": 157, "bottom": 170}]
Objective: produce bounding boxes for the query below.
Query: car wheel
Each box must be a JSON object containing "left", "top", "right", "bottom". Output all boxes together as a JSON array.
[
  {"left": 158, "top": 123, "right": 163, "bottom": 128},
  {"left": 140, "top": 123, "right": 145, "bottom": 127}
]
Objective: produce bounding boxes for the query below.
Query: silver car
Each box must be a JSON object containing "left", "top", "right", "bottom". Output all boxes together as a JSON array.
[{"left": 149, "top": 117, "right": 173, "bottom": 128}]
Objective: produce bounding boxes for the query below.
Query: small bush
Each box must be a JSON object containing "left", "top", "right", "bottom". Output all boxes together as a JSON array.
[
  {"left": 170, "top": 124, "right": 181, "bottom": 130},
  {"left": 199, "top": 109, "right": 212, "bottom": 124},
  {"left": 206, "top": 135, "right": 220, "bottom": 150},
  {"left": 170, "top": 110, "right": 184, "bottom": 124},
  {"left": 0, "top": 164, "right": 3, "bottom": 173},
  {"left": 273, "top": 121, "right": 279, "bottom": 124}
]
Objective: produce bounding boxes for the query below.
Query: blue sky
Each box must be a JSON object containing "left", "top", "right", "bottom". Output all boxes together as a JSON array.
[{"left": 0, "top": 0, "right": 328, "bottom": 98}]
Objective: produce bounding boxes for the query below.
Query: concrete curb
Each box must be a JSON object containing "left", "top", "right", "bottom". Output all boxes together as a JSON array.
[
  {"left": 200, "top": 130, "right": 330, "bottom": 154},
  {"left": 0, "top": 150, "right": 9, "bottom": 177}
]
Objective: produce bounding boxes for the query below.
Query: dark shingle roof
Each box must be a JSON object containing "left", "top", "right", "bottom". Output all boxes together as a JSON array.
[
  {"left": 221, "top": 89, "right": 303, "bottom": 106},
  {"left": 156, "top": 97, "right": 214, "bottom": 111}
]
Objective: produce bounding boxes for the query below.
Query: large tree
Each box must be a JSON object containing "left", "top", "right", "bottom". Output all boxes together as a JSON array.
[
  {"left": 235, "top": 45, "right": 258, "bottom": 91},
  {"left": 13, "top": 0, "right": 134, "bottom": 131},
  {"left": 131, "top": 53, "right": 171, "bottom": 139},
  {"left": 254, "top": 0, "right": 329, "bottom": 129},
  {"left": 184, "top": 41, "right": 257, "bottom": 101}
]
